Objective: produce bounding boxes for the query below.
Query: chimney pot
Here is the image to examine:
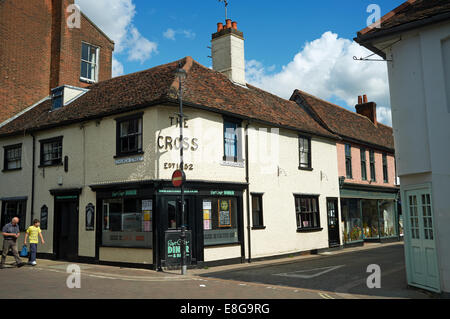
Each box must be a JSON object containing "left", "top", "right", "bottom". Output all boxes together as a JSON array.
[
  {"left": 232, "top": 21, "right": 237, "bottom": 30},
  {"left": 217, "top": 22, "right": 223, "bottom": 32},
  {"left": 226, "top": 19, "right": 232, "bottom": 29},
  {"left": 355, "top": 96, "right": 377, "bottom": 126}
]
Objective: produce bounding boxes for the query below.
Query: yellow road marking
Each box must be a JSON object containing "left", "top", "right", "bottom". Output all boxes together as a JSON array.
[{"left": 319, "top": 292, "right": 335, "bottom": 299}]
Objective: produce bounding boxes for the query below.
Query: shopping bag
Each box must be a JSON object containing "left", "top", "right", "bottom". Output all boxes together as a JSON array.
[{"left": 19, "top": 245, "right": 28, "bottom": 257}]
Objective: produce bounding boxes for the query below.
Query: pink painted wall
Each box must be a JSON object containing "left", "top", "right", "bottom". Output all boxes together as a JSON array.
[{"left": 336, "top": 141, "right": 397, "bottom": 187}]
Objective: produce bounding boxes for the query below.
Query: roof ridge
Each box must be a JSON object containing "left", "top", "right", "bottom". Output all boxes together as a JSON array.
[
  {"left": 91, "top": 58, "right": 183, "bottom": 87},
  {"left": 170, "top": 56, "right": 194, "bottom": 91},
  {"left": 187, "top": 59, "right": 296, "bottom": 105},
  {"left": 295, "top": 89, "right": 392, "bottom": 129}
]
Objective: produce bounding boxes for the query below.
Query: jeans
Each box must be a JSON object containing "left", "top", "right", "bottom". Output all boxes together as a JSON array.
[
  {"left": 1, "top": 239, "right": 22, "bottom": 265},
  {"left": 29, "top": 243, "right": 37, "bottom": 263}
]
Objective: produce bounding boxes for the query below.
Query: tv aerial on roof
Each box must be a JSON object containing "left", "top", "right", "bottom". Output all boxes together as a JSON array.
[{"left": 218, "top": 0, "right": 229, "bottom": 20}]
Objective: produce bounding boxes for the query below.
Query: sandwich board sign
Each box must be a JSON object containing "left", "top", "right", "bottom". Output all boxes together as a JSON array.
[{"left": 164, "top": 229, "right": 192, "bottom": 266}]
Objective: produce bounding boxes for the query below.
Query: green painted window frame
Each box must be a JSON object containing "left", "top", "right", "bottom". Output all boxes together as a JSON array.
[{"left": 360, "top": 148, "right": 367, "bottom": 181}]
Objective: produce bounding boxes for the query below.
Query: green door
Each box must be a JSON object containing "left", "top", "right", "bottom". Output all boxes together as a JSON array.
[{"left": 404, "top": 188, "right": 440, "bottom": 292}]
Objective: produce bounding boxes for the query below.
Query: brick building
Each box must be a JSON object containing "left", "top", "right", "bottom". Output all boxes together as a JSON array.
[{"left": 0, "top": 0, "right": 114, "bottom": 124}]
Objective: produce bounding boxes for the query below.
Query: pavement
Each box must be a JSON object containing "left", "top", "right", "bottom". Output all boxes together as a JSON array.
[{"left": 0, "top": 242, "right": 436, "bottom": 299}]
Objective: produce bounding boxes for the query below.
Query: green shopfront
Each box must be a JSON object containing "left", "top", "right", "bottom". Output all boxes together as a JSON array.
[
  {"left": 340, "top": 184, "right": 402, "bottom": 246},
  {"left": 91, "top": 181, "right": 246, "bottom": 269}
]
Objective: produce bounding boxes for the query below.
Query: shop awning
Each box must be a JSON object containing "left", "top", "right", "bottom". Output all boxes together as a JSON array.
[{"left": 340, "top": 184, "right": 399, "bottom": 200}]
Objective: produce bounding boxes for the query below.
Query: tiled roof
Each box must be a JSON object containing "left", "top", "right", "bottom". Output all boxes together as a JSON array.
[
  {"left": 0, "top": 57, "right": 337, "bottom": 140},
  {"left": 356, "top": 0, "right": 450, "bottom": 40},
  {"left": 291, "top": 90, "right": 395, "bottom": 151}
]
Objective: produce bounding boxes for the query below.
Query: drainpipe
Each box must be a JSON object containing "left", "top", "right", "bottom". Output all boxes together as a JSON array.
[
  {"left": 245, "top": 121, "right": 252, "bottom": 263},
  {"left": 31, "top": 132, "right": 36, "bottom": 222}
]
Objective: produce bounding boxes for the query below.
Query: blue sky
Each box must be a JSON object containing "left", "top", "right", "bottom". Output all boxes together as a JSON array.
[
  {"left": 123, "top": 0, "right": 404, "bottom": 73},
  {"left": 76, "top": 0, "right": 406, "bottom": 125}
]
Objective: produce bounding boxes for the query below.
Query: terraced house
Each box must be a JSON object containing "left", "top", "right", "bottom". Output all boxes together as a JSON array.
[
  {"left": 291, "top": 91, "right": 400, "bottom": 246},
  {"left": 0, "top": 19, "right": 399, "bottom": 269}
]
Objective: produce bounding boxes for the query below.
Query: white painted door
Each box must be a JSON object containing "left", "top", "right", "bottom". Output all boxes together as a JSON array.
[{"left": 405, "top": 189, "right": 440, "bottom": 292}]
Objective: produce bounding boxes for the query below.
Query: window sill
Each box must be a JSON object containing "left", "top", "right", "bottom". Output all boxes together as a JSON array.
[
  {"left": 296, "top": 227, "right": 323, "bottom": 233},
  {"left": 38, "top": 163, "right": 63, "bottom": 168},
  {"left": 222, "top": 156, "right": 244, "bottom": 163},
  {"left": 221, "top": 159, "right": 245, "bottom": 168},
  {"left": 114, "top": 151, "right": 145, "bottom": 159},
  {"left": 204, "top": 242, "right": 241, "bottom": 248},
  {"left": 251, "top": 226, "right": 266, "bottom": 230},
  {"left": 2, "top": 168, "right": 22, "bottom": 172},
  {"left": 79, "top": 77, "right": 97, "bottom": 84},
  {"left": 298, "top": 167, "right": 313, "bottom": 171}
]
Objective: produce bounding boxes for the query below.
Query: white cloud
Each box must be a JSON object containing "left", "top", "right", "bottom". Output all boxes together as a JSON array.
[
  {"left": 163, "top": 28, "right": 196, "bottom": 41},
  {"left": 127, "top": 27, "right": 158, "bottom": 63},
  {"left": 163, "top": 28, "right": 176, "bottom": 40},
  {"left": 246, "top": 31, "right": 392, "bottom": 125},
  {"left": 377, "top": 106, "right": 392, "bottom": 126},
  {"left": 112, "top": 57, "right": 124, "bottom": 77},
  {"left": 75, "top": 0, "right": 158, "bottom": 70}
]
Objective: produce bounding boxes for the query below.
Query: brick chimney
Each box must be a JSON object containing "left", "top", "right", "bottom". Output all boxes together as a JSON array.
[
  {"left": 211, "top": 20, "right": 246, "bottom": 87},
  {"left": 356, "top": 94, "right": 377, "bottom": 126}
]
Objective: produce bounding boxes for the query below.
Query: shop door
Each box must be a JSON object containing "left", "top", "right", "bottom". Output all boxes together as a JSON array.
[
  {"left": 158, "top": 196, "right": 197, "bottom": 266},
  {"left": 404, "top": 189, "right": 440, "bottom": 292},
  {"left": 327, "top": 198, "right": 340, "bottom": 247},
  {"left": 54, "top": 199, "right": 79, "bottom": 261}
]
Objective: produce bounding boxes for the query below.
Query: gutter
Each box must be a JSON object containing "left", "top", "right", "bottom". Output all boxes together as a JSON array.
[
  {"left": 355, "top": 11, "right": 450, "bottom": 56},
  {"left": 245, "top": 121, "right": 252, "bottom": 263},
  {"left": 31, "top": 133, "right": 36, "bottom": 222}
]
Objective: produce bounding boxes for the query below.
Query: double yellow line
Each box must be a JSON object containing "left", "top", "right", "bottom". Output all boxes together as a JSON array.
[{"left": 319, "top": 292, "right": 335, "bottom": 299}]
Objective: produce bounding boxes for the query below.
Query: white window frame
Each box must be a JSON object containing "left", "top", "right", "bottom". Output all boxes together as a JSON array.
[{"left": 80, "top": 42, "right": 100, "bottom": 83}]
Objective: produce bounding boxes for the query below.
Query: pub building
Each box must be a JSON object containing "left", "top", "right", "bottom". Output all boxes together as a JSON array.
[{"left": 0, "top": 20, "right": 399, "bottom": 269}]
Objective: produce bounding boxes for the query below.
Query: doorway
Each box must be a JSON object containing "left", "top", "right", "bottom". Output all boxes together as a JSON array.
[
  {"left": 158, "top": 196, "right": 198, "bottom": 267},
  {"left": 404, "top": 187, "right": 440, "bottom": 292},
  {"left": 53, "top": 198, "right": 79, "bottom": 261},
  {"left": 327, "top": 198, "right": 340, "bottom": 247}
]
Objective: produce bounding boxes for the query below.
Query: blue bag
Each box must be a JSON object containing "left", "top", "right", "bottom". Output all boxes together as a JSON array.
[{"left": 19, "top": 245, "right": 28, "bottom": 257}]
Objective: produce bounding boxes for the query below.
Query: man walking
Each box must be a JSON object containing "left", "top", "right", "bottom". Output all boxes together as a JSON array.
[
  {"left": 1, "top": 217, "right": 25, "bottom": 269},
  {"left": 24, "top": 219, "right": 45, "bottom": 266}
]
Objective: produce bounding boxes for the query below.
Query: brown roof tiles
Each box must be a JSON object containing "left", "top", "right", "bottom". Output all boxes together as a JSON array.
[
  {"left": 356, "top": 0, "right": 450, "bottom": 40},
  {"left": 0, "top": 57, "right": 337, "bottom": 140},
  {"left": 291, "top": 89, "right": 395, "bottom": 151}
]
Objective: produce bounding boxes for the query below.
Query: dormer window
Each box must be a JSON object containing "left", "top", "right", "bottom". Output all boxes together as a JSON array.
[
  {"left": 81, "top": 42, "right": 99, "bottom": 83},
  {"left": 51, "top": 87, "right": 64, "bottom": 110},
  {"left": 50, "top": 85, "right": 88, "bottom": 111}
]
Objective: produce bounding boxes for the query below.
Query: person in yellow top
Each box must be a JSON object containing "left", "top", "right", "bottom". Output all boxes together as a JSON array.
[{"left": 24, "top": 219, "right": 45, "bottom": 266}]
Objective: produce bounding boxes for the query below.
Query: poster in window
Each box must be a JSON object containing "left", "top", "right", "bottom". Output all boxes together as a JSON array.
[
  {"left": 40, "top": 205, "right": 48, "bottom": 230},
  {"left": 218, "top": 200, "right": 231, "bottom": 228},
  {"left": 142, "top": 199, "right": 152, "bottom": 232},
  {"left": 203, "top": 201, "right": 212, "bottom": 210},
  {"left": 203, "top": 200, "right": 212, "bottom": 230},
  {"left": 142, "top": 199, "right": 152, "bottom": 211},
  {"left": 85, "top": 203, "right": 95, "bottom": 231},
  {"left": 203, "top": 219, "right": 211, "bottom": 230}
]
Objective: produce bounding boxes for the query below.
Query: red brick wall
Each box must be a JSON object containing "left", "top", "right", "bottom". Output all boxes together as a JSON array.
[
  {"left": 0, "top": 0, "right": 53, "bottom": 123},
  {"left": 0, "top": 0, "right": 114, "bottom": 124},
  {"left": 56, "top": 0, "right": 114, "bottom": 88}
]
